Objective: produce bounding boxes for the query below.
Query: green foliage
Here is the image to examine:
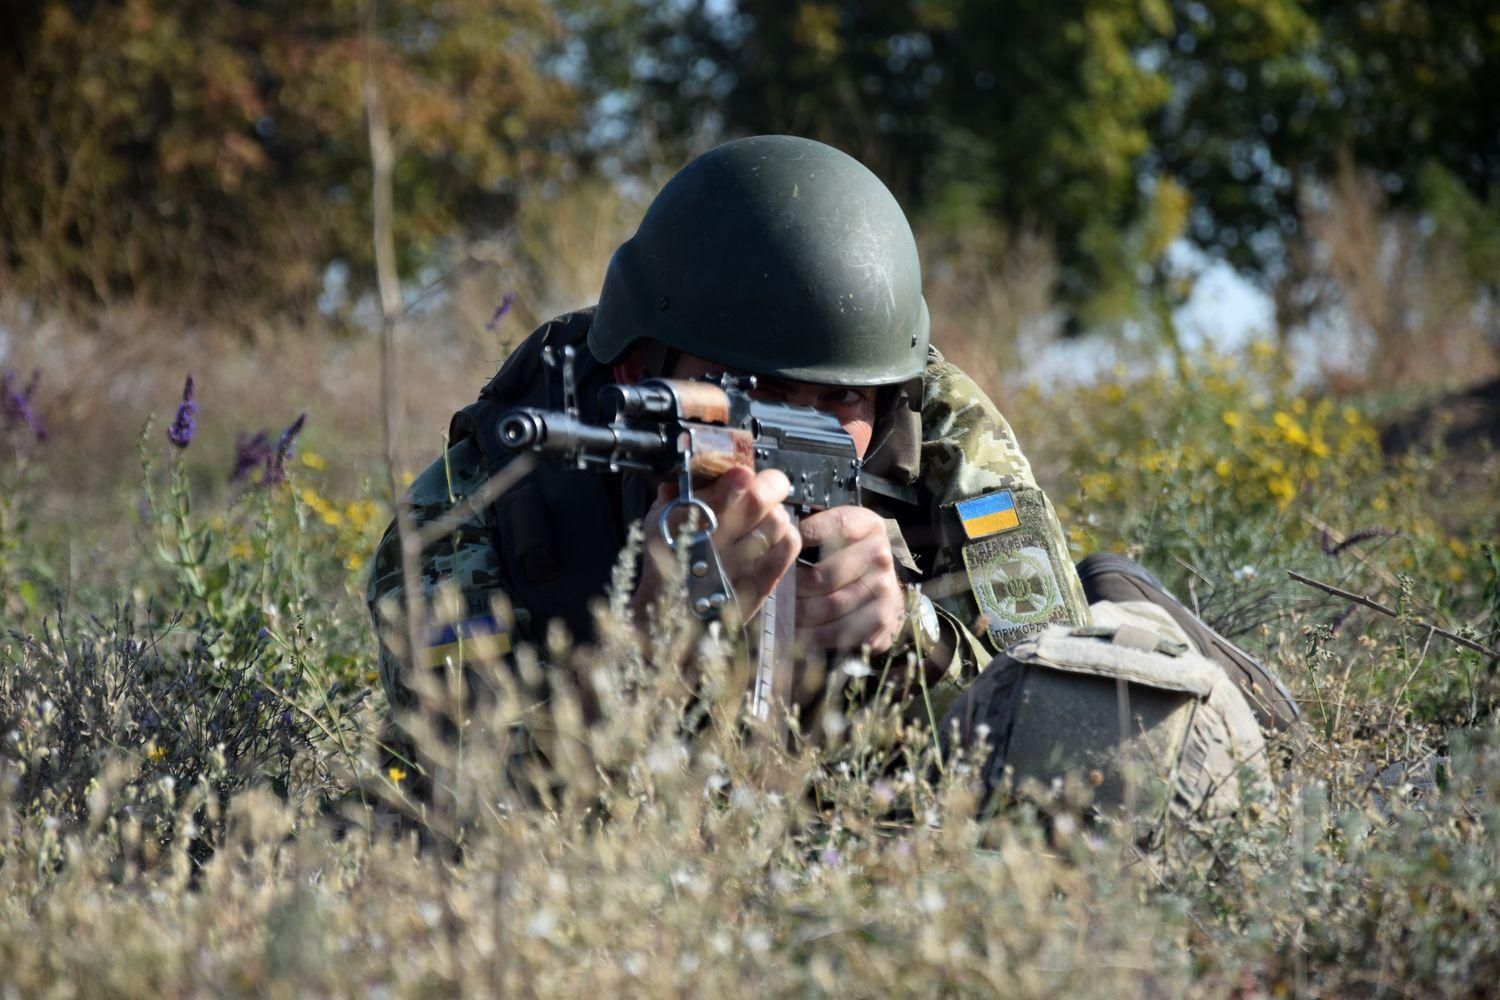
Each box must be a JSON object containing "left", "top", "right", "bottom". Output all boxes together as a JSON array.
[
  {"left": 1152, "top": 0, "right": 1500, "bottom": 283},
  {"left": 4, "top": 0, "right": 1496, "bottom": 326},
  {"left": 0, "top": 0, "right": 577, "bottom": 315},
  {"left": 576, "top": 0, "right": 1499, "bottom": 327}
]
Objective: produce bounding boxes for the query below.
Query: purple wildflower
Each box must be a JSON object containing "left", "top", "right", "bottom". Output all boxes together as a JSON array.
[
  {"left": 485, "top": 291, "right": 517, "bottom": 332},
  {"left": 166, "top": 375, "right": 198, "bottom": 449},
  {"left": 264, "top": 412, "right": 306, "bottom": 485},
  {"left": 0, "top": 368, "right": 46, "bottom": 442},
  {"left": 230, "top": 431, "right": 273, "bottom": 483}
]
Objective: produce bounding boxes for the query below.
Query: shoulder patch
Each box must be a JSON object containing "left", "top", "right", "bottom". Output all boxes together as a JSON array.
[
  {"left": 943, "top": 485, "right": 1085, "bottom": 648},
  {"left": 955, "top": 489, "right": 1020, "bottom": 539}
]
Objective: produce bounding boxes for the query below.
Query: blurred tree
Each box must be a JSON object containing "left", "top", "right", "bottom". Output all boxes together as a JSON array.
[
  {"left": 570, "top": 0, "right": 1500, "bottom": 334},
  {"left": 0, "top": 0, "right": 576, "bottom": 318},
  {"left": 567, "top": 0, "right": 1186, "bottom": 327},
  {"left": 1149, "top": 0, "right": 1500, "bottom": 327}
]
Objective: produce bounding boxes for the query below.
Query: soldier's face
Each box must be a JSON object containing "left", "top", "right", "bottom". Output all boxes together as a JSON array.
[{"left": 667, "top": 353, "right": 879, "bottom": 458}]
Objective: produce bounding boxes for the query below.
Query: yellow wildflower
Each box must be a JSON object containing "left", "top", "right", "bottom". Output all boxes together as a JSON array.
[
  {"left": 1268, "top": 475, "right": 1296, "bottom": 505},
  {"left": 300, "top": 451, "right": 329, "bottom": 471},
  {"left": 1222, "top": 410, "right": 1242, "bottom": 429},
  {"left": 1448, "top": 538, "right": 1470, "bottom": 559},
  {"left": 388, "top": 766, "right": 407, "bottom": 783},
  {"left": 299, "top": 486, "right": 328, "bottom": 513},
  {"left": 147, "top": 744, "right": 168, "bottom": 762},
  {"left": 1273, "top": 411, "right": 1310, "bottom": 447},
  {"left": 346, "top": 553, "right": 365, "bottom": 572},
  {"left": 1214, "top": 458, "right": 1232, "bottom": 478}
]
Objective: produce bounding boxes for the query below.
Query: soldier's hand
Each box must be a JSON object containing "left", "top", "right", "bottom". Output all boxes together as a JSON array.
[
  {"left": 634, "top": 466, "right": 801, "bottom": 621},
  {"left": 795, "top": 505, "right": 905, "bottom": 654}
]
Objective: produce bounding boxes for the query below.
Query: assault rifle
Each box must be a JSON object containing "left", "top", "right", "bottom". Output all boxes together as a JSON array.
[{"left": 496, "top": 346, "right": 862, "bottom": 735}]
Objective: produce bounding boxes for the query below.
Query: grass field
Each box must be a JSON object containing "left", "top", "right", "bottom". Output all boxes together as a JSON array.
[{"left": 1, "top": 295, "right": 1497, "bottom": 995}]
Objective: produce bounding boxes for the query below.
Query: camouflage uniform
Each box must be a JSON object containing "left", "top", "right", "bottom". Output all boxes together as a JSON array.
[
  {"left": 367, "top": 309, "right": 1090, "bottom": 714},
  {"left": 368, "top": 311, "right": 1275, "bottom": 830}
]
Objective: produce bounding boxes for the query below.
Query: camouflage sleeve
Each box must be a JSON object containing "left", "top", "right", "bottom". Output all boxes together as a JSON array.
[
  {"left": 917, "top": 359, "right": 1090, "bottom": 682},
  {"left": 366, "top": 439, "right": 513, "bottom": 711}
]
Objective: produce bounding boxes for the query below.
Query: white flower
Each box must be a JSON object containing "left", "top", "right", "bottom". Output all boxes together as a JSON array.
[{"left": 840, "top": 658, "right": 873, "bottom": 679}]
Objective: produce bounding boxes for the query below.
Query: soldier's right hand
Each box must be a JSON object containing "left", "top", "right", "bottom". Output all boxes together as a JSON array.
[{"left": 633, "top": 466, "right": 801, "bottom": 621}]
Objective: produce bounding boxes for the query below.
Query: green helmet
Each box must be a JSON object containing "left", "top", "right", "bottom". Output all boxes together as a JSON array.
[{"left": 588, "top": 135, "right": 930, "bottom": 386}]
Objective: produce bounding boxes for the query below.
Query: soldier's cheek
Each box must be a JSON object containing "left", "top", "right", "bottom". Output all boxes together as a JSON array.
[{"left": 838, "top": 417, "right": 874, "bottom": 459}]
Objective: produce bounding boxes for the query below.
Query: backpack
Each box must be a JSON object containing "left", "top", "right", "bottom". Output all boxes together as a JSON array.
[{"left": 940, "top": 602, "right": 1273, "bottom": 848}]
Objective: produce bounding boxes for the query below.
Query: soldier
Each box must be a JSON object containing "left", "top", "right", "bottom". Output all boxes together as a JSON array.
[{"left": 369, "top": 135, "right": 1297, "bottom": 818}]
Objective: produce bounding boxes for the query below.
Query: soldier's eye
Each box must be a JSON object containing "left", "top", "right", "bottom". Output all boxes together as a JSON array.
[{"left": 822, "top": 388, "right": 871, "bottom": 409}]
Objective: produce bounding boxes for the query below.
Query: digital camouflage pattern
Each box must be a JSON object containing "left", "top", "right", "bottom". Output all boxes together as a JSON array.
[
  {"left": 367, "top": 324, "right": 1090, "bottom": 713},
  {"left": 368, "top": 438, "right": 510, "bottom": 710},
  {"left": 915, "top": 357, "right": 1091, "bottom": 679}
]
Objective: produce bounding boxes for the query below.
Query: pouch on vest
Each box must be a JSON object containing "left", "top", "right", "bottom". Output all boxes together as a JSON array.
[{"left": 941, "top": 622, "right": 1269, "bottom": 847}]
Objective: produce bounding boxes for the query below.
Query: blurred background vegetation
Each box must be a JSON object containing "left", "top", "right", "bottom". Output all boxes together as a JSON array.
[
  {"left": 2, "top": 0, "right": 1498, "bottom": 359},
  {"left": 0, "top": 0, "right": 1495, "bottom": 638}
]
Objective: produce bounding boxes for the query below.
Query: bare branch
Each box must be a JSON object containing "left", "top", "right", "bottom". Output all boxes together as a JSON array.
[{"left": 1287, "top": 570, "right": 1500, "bottom": 662}]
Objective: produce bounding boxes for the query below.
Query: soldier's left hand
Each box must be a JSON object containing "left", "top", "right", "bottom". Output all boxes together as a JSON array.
[{"left": 795, "top": 505, "right": 906, "bottom": 653}]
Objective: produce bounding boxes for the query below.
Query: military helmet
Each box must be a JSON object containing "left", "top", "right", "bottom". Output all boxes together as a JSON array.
[{"left": 588, "top": 135, "right": 930, "bottom": 386}]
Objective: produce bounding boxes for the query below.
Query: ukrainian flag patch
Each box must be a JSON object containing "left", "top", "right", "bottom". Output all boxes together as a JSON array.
[
  {"left": 421, "top": 614, "right": 511, "bottom": 668},
  {"left": 956, "top": 490, "right": 1021, "bottom": 539}
]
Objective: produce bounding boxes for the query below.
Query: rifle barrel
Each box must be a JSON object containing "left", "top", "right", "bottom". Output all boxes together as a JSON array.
[{"left": 497, "top": 408, "right": 673, "bottom": 467}]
